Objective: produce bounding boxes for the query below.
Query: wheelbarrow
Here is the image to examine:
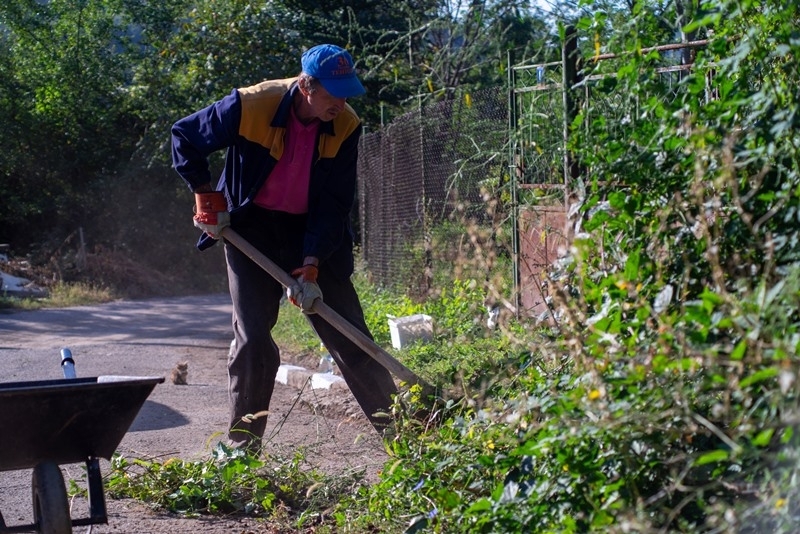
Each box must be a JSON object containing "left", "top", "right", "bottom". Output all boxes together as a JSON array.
[{"left": 0, "top": 349, "right": 164, "bottom": 533}]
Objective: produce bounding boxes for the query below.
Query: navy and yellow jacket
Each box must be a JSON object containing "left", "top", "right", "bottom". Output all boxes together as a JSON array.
[{"left": 171, "top": 78, "right": 362, "bottom": 279}]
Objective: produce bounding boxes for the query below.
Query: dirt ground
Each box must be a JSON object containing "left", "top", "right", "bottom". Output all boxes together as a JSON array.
[{"left": 0, "top": 294, "right": 389, "bottom": 533}]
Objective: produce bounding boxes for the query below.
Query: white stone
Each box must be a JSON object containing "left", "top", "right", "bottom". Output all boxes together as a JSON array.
[
  {"left": 311, "top": 373, "right": 345, "bottom": 389},
  {"left": 276, "top": 364, "right": 306, "bottom": 385}
]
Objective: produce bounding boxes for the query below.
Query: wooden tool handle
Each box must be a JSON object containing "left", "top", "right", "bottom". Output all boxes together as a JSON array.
[{"left": 221, "top": 227, "right": 434, "bottom": 392}]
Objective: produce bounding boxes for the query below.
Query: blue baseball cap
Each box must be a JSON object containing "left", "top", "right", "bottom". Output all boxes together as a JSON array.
[{"left": 301, "top": 44, "right": 366, "bottom": 99}]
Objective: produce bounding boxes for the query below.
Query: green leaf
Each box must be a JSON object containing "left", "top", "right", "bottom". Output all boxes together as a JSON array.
[
  {"left": 584, "top": 210, "right": 612, "bottom": 232},
  {"left": 465, "top": 498, "right": 492, "bottom": 514},
  {"left": 608, "top": 191, "right": 627, "bottom": 210},
  {"left": 751, "top": 428, "right": 774, "bottom": 448},
  {"left": 624, "top": 250, "right": 640, "bottom": 281},
  {"left": 576, "top": 16, "right": 593, "bottom": 31},
  {"left": 730, "top": 340, "right": 747, "bottom": 361},
  {"left": 739, "top": 367, "right": 779, "bottom": 389},
  {"left": 695, "top": 449, "right": 729, "bottom": 466},
  {"left": 700, "top": 288, "right": 723, "bottom": 313}
]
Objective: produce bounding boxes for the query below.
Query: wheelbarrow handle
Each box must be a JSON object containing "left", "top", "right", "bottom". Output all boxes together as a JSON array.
[
  {"left": 220, "top": 227, "right": 435, "bottom": 395},
  {"left": 60, "top": 348, "right": 76, "bottom": 379}
]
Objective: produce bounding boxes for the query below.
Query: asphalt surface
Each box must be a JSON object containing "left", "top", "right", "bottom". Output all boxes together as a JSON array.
[{"left": 0, "top": 293, "right": 233, "bottom": 356}]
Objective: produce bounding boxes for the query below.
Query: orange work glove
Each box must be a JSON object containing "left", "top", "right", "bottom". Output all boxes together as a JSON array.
[{"left": 193, "top": 191, "right": 230, "bottom": 239}]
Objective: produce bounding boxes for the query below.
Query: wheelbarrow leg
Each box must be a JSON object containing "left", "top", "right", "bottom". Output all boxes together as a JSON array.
[
  {"left": 31, "top": 462, "right": 71, "bottom": 534},
  {"left": 85, "top": 459, "right": 107, "bottom": 526},
  {"left": 67, "top": 459, "right": 109, "bottom": 530}
]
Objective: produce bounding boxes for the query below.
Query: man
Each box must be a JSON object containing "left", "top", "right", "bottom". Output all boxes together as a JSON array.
[{"left": 171, "top": 44, "right": 397, "bottom": 450}]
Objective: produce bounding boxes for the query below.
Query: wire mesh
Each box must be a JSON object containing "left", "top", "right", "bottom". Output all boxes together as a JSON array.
[
  {"left": 358, "top": 88, "right": 509, "bottom": 297},
  {"left": 512, "top": 61, "right": 566, "bottom": 195}
]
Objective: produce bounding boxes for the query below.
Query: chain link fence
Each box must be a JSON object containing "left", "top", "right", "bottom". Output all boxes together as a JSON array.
[{"left": 358, "top": 88, "right": 510, "bottom": 300}]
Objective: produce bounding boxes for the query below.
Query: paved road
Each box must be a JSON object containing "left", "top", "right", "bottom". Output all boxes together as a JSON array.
[{"left": 0, "top": 293, "right": 233, "bottom": 355}]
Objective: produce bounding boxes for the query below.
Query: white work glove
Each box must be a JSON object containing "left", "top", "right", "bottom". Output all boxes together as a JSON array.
[
  {"left": 193, "top": 191, "right": 230, "bottom": 239},
  {"left": 286, "top": 265, "right": 322, "bottom": 314}
]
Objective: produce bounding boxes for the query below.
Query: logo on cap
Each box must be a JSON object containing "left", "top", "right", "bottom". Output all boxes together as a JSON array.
[{"left": 329, "top": 55, "right": 354, "bottom": 77}]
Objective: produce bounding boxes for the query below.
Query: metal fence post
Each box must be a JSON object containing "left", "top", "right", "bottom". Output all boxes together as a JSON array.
[
  {"left": 562, "top": 25, "right": 581, "bottom": 201},
  {"left": 507, "top": 49, "right": 521, "bottom": 317},
  {"left": 419, "top": 94, "right": 433, "bottom": 295}
]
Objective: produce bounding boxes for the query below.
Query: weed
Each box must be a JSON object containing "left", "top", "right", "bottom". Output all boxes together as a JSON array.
[{"left": 104, "top": 442, "right": 366, "bottom": 527}]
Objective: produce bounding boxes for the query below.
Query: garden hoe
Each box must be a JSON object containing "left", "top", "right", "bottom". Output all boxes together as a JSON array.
[{"left": 220, "top": 227, "right": 437, "bottom": 400}]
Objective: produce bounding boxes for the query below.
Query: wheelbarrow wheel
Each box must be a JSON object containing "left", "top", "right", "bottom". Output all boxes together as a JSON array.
[{"left": 32, "top": 462, "right": 72, "bottom": 534}]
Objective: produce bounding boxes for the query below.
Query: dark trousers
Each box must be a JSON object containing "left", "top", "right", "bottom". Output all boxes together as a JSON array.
[{"left": 223, "top": 207, "right": 397, "bottom": 443}]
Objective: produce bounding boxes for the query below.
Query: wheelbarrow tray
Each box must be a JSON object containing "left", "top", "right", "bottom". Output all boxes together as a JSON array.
[{"left": 0, "top": 376, "right": 164, "bottom": 472}]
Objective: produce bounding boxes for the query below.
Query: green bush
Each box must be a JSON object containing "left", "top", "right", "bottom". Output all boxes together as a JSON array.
[{"left": 337, "top": 1, "right": 800, "bottom": 532}]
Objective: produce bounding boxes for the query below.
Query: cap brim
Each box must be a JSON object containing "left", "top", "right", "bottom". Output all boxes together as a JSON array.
[{"left": 319, "top": 76, "right": 366, "bottom": 99}]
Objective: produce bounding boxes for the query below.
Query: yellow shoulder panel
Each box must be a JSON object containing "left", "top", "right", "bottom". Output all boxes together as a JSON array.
[
  {"left": 237, "top": 78, "right": 296, "bottom": 158},
  {"left": 319, "top": 103, "right": 361, "bottom": 159}
]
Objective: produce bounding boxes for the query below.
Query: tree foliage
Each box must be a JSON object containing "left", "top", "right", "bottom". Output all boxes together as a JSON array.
[
  {"left": 0, "top": 0, "right": 142, "bottom": 245},
  {"left": 0, "top": 0, "right": 552, "bottom": 264}
]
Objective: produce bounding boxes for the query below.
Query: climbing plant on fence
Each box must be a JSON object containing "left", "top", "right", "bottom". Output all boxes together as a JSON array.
[{"left": 552, "top": 0, "right": 800, "bottom": 531}]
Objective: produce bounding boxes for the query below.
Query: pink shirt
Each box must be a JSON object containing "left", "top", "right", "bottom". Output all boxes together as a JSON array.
[{"left": 253, "top": 107, "right": 319, "bottom": 214}]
